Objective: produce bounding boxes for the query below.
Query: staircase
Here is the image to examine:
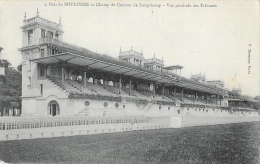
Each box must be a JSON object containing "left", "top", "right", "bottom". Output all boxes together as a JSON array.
[
  {"left": 143, "top": 103, "right": 154, "bottom": 111},
  {"left": 48, "top": 77, "right": 79, "bottom": 92}
]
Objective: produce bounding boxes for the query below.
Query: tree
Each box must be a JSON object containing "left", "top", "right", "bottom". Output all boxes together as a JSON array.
[
  {"left": 0, "top": 59, "right": 11, "bottom": 68},
  {"left": 0, "top": 59, "right": 22, "bottom": 116},
  {"left": 17, "top": 64, "right": 22, "bottom": 72},
  {"left": 254, "top": 95, "right": 260, "bottom": 111}
]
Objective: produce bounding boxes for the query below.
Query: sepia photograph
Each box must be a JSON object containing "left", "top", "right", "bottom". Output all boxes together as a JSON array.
[{"left": 0, "top": 0, "right": 259, "bottom": 163}]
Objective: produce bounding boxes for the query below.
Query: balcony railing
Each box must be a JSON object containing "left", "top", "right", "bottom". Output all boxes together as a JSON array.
[
  {"left": 24, "top": 16, "right": 60, "bottom": 28},
  {"left": 40, "top": 37, "right": 82, "bottom": 51}
]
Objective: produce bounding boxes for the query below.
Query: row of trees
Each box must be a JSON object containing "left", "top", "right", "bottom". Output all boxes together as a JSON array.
[{"left": 0, "top": 59, "right": 22, "bottom": 116}]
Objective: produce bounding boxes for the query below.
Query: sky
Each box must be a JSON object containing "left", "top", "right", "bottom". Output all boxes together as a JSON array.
[{"left": 0, "top": 0, "right": 259, "bottom": 97}]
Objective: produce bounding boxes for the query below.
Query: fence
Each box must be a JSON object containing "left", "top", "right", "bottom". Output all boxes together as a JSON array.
[
  {"left": 0, "top": 116, "right": 170, "bottom": 141},
  {"left": 0, "top": 115, "right": 149, "bottom": 131}
]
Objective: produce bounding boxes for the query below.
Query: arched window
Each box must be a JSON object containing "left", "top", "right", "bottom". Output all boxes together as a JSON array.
[{"left": 48, "top": 100, "right": 60, "bottom": 116}]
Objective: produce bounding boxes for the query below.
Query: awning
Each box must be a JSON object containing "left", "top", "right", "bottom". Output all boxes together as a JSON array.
[{"left": 31, "top": 52, "right": 224, "bottom": 95}]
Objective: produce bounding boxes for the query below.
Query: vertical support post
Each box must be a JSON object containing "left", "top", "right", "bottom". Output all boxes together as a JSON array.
[
  {"left": 129, "top": 78, "right": 132, "bottom": 96},
  {"left": 162, "top": 83, "right": 165, "bottom": 97},
  {"left": 216, "top": 95, "right": 218, "bottom": 105},
  {"left": 119, "top": 76, "right": 121, "bottom": 95},
  {"left": 61, "top": 67, "right": 64, "bottom": 90},
  {"left": 206, "top": 93, "right": 208, "bottom": 106},
  {"left": 84, "top": 72, "right": 86, "bottom": 88},
  {"left": 174, "top": 86, "right": 176, "bottom": 98},
  {"left": 102, "top": 75, "right": 105, "bottom": 87},
  {"left": 181, "top": 88, "right": 183, "bottom": 101},
  {"left": 113, "top": 79, "right": 115, "bottom": 87},
  {"left": 44, "top": 65, "right": 48, "bottom": 78},
  {"left": 153, "top": 82, "right": 156, "bottom": 98},
  {"left": 93, "top": 75, "right": 95, "bottom": 84},
  {"left": 220, "top": 95, "right": 222, "bottom": 106}
]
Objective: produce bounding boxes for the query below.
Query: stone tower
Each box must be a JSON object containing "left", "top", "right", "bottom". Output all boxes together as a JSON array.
[{"left": 19, "top": 10, "right": 64, "bottom": 115}]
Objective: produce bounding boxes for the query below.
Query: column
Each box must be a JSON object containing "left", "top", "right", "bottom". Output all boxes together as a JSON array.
[
  {"left": 119, "top": 76, "right": 121, "bottom": 95},
  {"left": 44, "top": 65, "right": 48, "bottom": 77},
  {"left": 174, "top": 86, "right": 176, "bottom": 98},
  {"left": 61, "top": 67, "right": 64, "bottom": 90},
  {"left": 113, "top": 79, "right": 115, "bottom": 87},
  {"left": 181, "top": 88, "right": 183, "bottom": 101},
  {"left": 129, "top": 78, "right": 132, "bottom": 96},
  {"left": 206, "top": 94, "right": 208, "bottom": 106},
  {"left": 153, "top": 82, "right": 156, "bottom": 98},
  {"left": 102, "top": 75, "right": 105, "bottom": 87},
  {"left": 216, "top": 95, "right": 218, "bottom": 105},
  {"left": 220, "top": 95, "right": 222, "bottom": 106},
  {"left": 84, "top": 72, "right": 86, "bottom": 88},
  {"left": 162, "top": 83, "right": 165, "bottom": 97}
]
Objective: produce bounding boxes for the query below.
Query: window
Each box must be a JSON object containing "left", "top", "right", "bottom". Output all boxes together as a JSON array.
[
  {"left": 41, "top": 29, "right": 45, "bottom": 38},
  {"left": 40, "top": 49, "right": 44, "bottom": 57},
  {"left": 28, "top": 77, "right": 31, "bottom": 86},
  {"left": 40, "top": 84, "right": 43, "bottom": 95},
  {"left": 28, "top": 30, "right": 33, "bottom": 45}
]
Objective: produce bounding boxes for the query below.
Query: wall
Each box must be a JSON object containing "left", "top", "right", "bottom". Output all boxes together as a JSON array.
[{"left": 0, "top": 117, "right": 170, "bottom": 141}]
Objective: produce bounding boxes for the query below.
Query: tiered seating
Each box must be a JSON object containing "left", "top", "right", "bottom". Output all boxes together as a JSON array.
[
  {"left": 67, "top": 79, "right": 111, "bottom": 94},
  {"left": 122, "top": 87, "right": 135, "bottom": 96},
  {"left": 48, "top": 77, "right": 79, "bottom": 92},
  {"left": 122, "top": 87, "right": 145, "bottom": 97},
  {"left": 104, "top": 85, "right": 128, "bottom": 96},
  {"left": 85, "top": 82, "right": 111, "bottom": 94},
  {"left": 182, "top": 97, "right": 193, "bottom": 104},
  {"left": 165, "top": 94, "right": 182, "bottom": 103},
  {"left": 122, "top": 88, "right": 149, "bottom": 98},
  {"left": 139, "top": 89, "right": 153, "bottom": 97},
  {"left": 133, "top": 90, "right": 146, "bottom": 98},
  {"left": 174, "top": 95, "right": 182, "bottom": 103},
  {"left": 153, "top": 96, "right": 172, "bottom": 101},
  {"left": 197, "top": 99, "right": 207, "bottom": 105},
  {"left": 66, "top": 80, "right": 89, "bottom": 92}
]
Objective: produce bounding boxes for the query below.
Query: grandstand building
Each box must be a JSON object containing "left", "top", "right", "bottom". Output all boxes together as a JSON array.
[
  {"left": 0, "top": 11, "right": 258, "bottom": 141},
  {"left": 16, "top": 12, "right": 258, "bottom": 121}
]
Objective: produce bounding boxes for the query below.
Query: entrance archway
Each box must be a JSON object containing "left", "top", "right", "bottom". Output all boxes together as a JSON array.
[{"left": 48, "top": 100, "right": 60, "bottom": 116}]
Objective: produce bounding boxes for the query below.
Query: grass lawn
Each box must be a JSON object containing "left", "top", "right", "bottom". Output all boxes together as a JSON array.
[{"left": 0, "top": 122, "right": 259, "bottom": 164}]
